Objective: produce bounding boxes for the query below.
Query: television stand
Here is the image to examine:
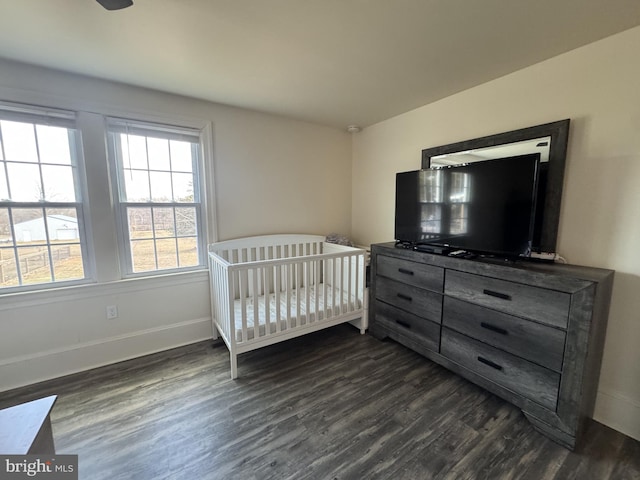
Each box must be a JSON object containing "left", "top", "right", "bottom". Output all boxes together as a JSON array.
[{"left": 369, "top": 242, "right": 614, "bottom": 450}]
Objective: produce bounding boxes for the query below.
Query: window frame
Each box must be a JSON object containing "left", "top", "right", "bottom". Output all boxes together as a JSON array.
[
  {"left": 0, "top": 101, "right": 94, "bottom": 294},
  {"left": 106, "top": 117, "right": 208, "bottom": 278}
]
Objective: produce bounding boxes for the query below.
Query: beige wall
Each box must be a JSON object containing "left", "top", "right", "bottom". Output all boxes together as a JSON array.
[
  {"left": 352, "top": 26, "right": 640, "bottom": 440},
  {"left": 0, "top": 59, "right": 352, "bottom": 391}
]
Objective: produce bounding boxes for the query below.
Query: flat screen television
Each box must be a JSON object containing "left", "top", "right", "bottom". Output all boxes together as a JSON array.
[{"left": 395, "top": 154, "right": 540, "bottom": 258}]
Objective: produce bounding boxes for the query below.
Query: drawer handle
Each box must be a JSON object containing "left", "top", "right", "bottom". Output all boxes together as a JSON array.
[
  {"left": 477, "top": 356, "right": 503, "bottom": 371},
  {"left": 397, "top": 293, "right": 413, "bottom": 302},
  {"left": 483, "top": 289, "right": 512, "bottom": 301},
  {"left": 395, "top": 319, "right": 412, "bottom": 329},
  {"left": 398, "top": 268, "right": 414, "bottom": 276},
  {"left": 480, "top": 322, "right": 508, "bottom": 336}
]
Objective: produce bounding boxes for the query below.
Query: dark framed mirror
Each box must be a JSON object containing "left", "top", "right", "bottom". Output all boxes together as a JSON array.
[{"left": 421, "top": 119, "right": 570, "bottom": 253}]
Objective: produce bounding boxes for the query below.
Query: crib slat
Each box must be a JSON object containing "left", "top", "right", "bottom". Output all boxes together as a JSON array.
[
  {"left": 340, "top": 256, "right": 345, "bottom": 315},
  {"left": 315, "top": 258, "right": 320, "bottom": 322},
  {"left": 263, "top": 266, "right": 271, "bottom": 336},
  {"left": 295, "top": 262, "right": 301, "bottom": 326},
  {"left": 305, "top": 260, "right": 311, "bottom": 324},
  {"left": 323, "top": 259, "right": 328, "bottom": 320},
  {"left": 348, "top": 254, "right": 353, "bottom": 312},
  {"left": 275, "top": 265, "right": 282, "bottom": 333},
  {"left": 240, "top": 270, "right": 248, "bottom": 343},
  {"left": 286, "top": 262, "right": 292, "bottom": 330},
  {"left": 333, "top": 257, "right": 338, "bottom": 316},
  {"left": 252, "top": 268, "right": 260, "bottom": 340},
  {"left": 254, "top": 247, "right": 264, "bottom": 295}
]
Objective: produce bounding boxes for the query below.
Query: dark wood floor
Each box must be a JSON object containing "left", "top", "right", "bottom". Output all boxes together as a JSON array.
[{"left": 1, "top": 325, "right": 639, "bottom": 480}]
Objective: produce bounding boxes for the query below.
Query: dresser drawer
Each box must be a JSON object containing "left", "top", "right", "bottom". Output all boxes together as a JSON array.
[
  {"left": 377, "top": 254, "right": 444, "bottom": 293},
  {"left": 443, "top": 297, "right": 566, "bottom": 372},
  {"left": 374, "top": 301, "right": 440, "bottom": 352},
  {"left": 376, "top": 276, "right": 442, "bottom": 323},
  {"left": 445, "top": 270, "right": 570, "bottom": 329},
  {"left": 441, "top": 328, "right": 560, "bottom": 410}
]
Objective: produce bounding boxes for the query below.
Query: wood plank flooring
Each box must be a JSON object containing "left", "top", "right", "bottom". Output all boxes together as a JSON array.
[{"left": 1, "top": 325, "right": 638, "bottom": 480}]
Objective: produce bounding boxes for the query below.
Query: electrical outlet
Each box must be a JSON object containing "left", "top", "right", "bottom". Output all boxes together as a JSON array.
[{"left": 106, "top": 305, "right": 119, "bottom": 320}]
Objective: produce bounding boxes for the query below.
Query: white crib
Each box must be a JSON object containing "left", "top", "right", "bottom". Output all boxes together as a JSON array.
[{"left": 208, "top": 234, "right": 368, "bottom": 379}]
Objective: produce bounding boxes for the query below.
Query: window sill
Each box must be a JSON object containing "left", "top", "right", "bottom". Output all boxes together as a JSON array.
[{"left": 0, "top": 269, "right": 209, "bottom": 311}]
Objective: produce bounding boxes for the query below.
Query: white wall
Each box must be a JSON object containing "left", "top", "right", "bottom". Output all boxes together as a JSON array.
[
  {"left": 0, "top": 58, "right": 352, "bottom": 391},
  {"left": 352, "top": 26, "right": 640, "bottom": 441}
]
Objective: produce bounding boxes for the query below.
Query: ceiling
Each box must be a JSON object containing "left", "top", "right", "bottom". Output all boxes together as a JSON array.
[{"left": 0, "top": 0, "right": 639, "bottom": 129}]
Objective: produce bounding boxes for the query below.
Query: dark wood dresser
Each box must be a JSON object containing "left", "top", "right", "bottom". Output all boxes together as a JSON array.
[{"left": 369, "top": 242, "right": 614, "bottom": 449}]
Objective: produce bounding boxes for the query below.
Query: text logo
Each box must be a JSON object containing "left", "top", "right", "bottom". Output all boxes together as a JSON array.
[{"left": 0, "top": 455, "right": 77, "bottom": 479}]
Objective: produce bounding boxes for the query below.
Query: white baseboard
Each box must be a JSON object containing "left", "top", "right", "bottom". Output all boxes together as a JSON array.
[
  {"left": 594, "top": 388, "right": 640, "bottom": 441},
  {"left": 0, "top": 317, "right": 213, "bottom": 393}
]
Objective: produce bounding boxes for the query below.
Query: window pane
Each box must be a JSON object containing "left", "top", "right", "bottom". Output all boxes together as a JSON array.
[
  {"left": 156, "top": 238, "right": 177, "bottom": 269},
  {"left": 13, "top": 208, "right": 46, "bottom": 245},
  {"left": 51, "top": 243, "right": 84, "bottom": 281},
  {"left": 175, "top": 207, "right": 196, "bottom": 236},
  {"left": 118, "top": 134, "right": 130, "bottom": 169},
  {"left": 0, "top": 169, "right": 8, "bottom": 200},
  {"left": 36, "top": 125, "right": 72, "bottom": 165},
  {"left": 149, "top": 171, "right": 172, "bottom": 202},
  {"left": 0, "top": 209, "right": 12, "bottom": 244},
  {"left": 0, "top": 136, "right": 3, "bottom": 160},
  {"left": 7, "top": 163, "right": 43, "bottom": 201},
  {"left": 147, "top": 137, "right": 170, "bottom": 171},
  {"left": 131, "top": 239, "right": 156, "bottom": 272},
  {"left": 169, "top": 140, "right": 193, "bottom": 172},
  {"left": 123, "top": 169, "right": 150, "bottom": 202},
  {"left": 153, "top": 207, "right": 175, "bottom": 237},
  {"left": 177, "top": 237, "right": 198, "bottom": 267},
  {"left": 46, "top": 208, "right": 80, "bottom": 242},
  {"left": 127, "top": 207, "right": 153, "bottom": 240},
  {"left": 41, "top": 165, "right": 76, "bottom": 202},
  {"left": 0, "top": 248, "right": 19, "bottom": 287},
  {"left": 17, "top": 245, "right": 52, "bottom": 285},
  {"left": 172, "top": 172, "right": 194, "bottom": 202},
  {"left": 1, "top": 120, "right": 38, "bottom": 162},
  {"left": 122, "top": 134, "right": 148, "bottom": 170}
]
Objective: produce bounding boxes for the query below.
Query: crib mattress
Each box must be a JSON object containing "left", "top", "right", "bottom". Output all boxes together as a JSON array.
[{"left": 231, "top": 283, "right": 361, "bottom": 342}]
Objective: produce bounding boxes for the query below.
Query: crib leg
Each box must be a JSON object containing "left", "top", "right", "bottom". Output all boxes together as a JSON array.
[
  {"left": 360, "top": 319, "right": 366, "bottom": 334},
  {"left": 359, "top": 307, "right": 369, "bottom": 334},
  {"left": 230, "top": 353, "right": 238, "bottom": 379}
]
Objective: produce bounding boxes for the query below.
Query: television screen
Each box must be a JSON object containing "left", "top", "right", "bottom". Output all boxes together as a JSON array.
[{"left": 395, "top": 154, "right": 540, "bottom": 257}]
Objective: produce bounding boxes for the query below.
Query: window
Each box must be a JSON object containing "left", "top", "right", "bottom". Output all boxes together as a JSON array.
[
  {"left": 0, "top": 103, "right": 90, "bottom": 291},
  {"left": 107, "top": 119, "right": 205, "bottom": 275}
]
